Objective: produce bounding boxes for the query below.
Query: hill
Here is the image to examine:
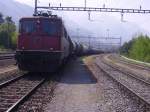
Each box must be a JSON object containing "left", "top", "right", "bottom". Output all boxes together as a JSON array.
[
  {"left": 0, "top": 0, "right": 33, "bottom": 24},
  {"left": 0, "top": 0, "right": 149, "bottom": 43}
]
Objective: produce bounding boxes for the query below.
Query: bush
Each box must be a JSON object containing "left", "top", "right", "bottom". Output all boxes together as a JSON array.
[
  {"left": 120, "top": 34, "right": 150, "bottom": 63},
  {"left": 11, "top": 32, "right": 18, "bottom": 49},
  {"left": 0, "top": 19, "right": 17, "bottom": 49}
]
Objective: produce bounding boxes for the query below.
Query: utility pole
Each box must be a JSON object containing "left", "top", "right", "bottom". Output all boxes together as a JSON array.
[
  {"left": 77, "top": 28, "right": 79, "bottom": 42},
  {"left": 85, "top": 0, "right": 87, "bottom": 8},
  {"left": 34, "top": 0, "right": 38, "bottom": 15},
  {"left": 106, "top": 29, "right": 109, "bottom": 39},
  {"left": 119, "top": 36, "right": 122, "bottom": 55},
  {"left": 88, "top": 35, "right": 91, "bottom": 49},
  {"left": 7, "top": 22, "right": 10, "bottom": 48},
  {"left": 120, "top": 36, "right": 122, "bottom": 47},
  {"left": 88, "top": 11, "right": 91, "bottom": 20}
]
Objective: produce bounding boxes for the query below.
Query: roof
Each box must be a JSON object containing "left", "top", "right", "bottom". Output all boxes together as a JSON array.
[{"left": 20, "top": 15, "right": 61, "bottom": 21}]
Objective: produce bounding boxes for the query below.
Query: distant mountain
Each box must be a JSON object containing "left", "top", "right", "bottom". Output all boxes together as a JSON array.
[
  {"left": 0, "top": 0, "right": 33, "bottom": 24},
  {"left": 0, "top": 0, "right": 149, "bottom": 44},
  {"left": 58, "top": 12, "right": 149, "bottom": 43},
  {"left": 0, "top": 0, "right": 91, "bottom": 35}
]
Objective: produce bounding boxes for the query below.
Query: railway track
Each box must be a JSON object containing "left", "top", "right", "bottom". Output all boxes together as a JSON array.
[
  {"left": 104, "top": 54, "right": 150, "bottom": 83},
  {"left": 0, "top": 73, "right": 45, "bottom": 112},
  {"left": 95, "top": 55, "right": 150, "bottom": 110},
  {"left": 0, "top": 54, "right": 14, "bottom": 60},
  {"left": 108, "top": 54, "right": 150, "bottom": 71}
]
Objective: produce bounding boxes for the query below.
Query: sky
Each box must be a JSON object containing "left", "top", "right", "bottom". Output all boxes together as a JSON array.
[
  {"left": 14, "top": 0, "right": 150, "bottom": 8},
  {"left": 14, "top": 0, "right": 150, "bottom": 43}
]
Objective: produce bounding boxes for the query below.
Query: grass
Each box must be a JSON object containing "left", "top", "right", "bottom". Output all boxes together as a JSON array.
[{"left": 121, "top": 55, "right": 150, "bottom": 67}]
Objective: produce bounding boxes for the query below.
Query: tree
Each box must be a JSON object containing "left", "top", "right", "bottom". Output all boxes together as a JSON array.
[
  {"left": 11, "top": 32, "right": 18, "bottom": 49},
  {"left": 129, "top": 35, "right": 150, "bottom": 62},
  {"left": 120, "top": 34, "right": 150, "bottom": 62},
  {"left": 5, "top": 16, "right": 14, "bottom": 24},
  {"left": 0, "top": 12, "right": 4, "bottom": 24},
  {"left": 120, "top": 38, "right": 135, "bottom": 56},
  {"left": 0, "top": 15, "right": 17, "bottom": 49}
]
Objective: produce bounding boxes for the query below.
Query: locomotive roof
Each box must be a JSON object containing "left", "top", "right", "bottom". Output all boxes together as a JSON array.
[{"left": 20, "top": 16, "right": 62, "bottom": 21}]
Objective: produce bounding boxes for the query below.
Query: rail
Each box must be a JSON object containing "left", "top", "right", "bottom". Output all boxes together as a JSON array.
[
  {"left": 0, "top": 54, "right": 14, "bottom": 60},
  {"left": 0, "top": 74, "right": 46, "bottom": 112},
  {"left": 95, "top": 62, "right": 150, "bottom": 108},
  {"left": 6, "top": 78, "right": 45, "bottom": 112}
]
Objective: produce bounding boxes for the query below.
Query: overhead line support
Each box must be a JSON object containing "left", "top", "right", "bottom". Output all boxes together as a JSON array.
[{"left": 37, "top": 6, "right": 150, "bottom": 14}]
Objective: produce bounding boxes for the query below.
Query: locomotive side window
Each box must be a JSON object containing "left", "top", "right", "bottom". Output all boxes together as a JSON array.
[
  {"left": 42, "top": 20, "right": 60, "bottom": 35},
  {"left": 21, "top": 21, "right": 36, "bottom": 33}
]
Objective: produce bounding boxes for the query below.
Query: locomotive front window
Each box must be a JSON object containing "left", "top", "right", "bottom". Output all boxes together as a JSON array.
[
  {"left": 42, "top": 20, "right": 60, "bottom": 35},
  {"left": 21, "top": 21, "right": 36, "bottom": 33}
]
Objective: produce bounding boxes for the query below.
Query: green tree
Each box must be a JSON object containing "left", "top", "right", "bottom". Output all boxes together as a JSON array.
[
  {"left": 5, "top": 16, "right": 14, "bottom": 24},
  {"left": 120, "top": 38, "right": 135, "bottom": 56},
  {"left": 129, "top": 35, "right": 150, "bottom": 62},
  {"left": 0, "top": 12, "right": 4, "bottom": 24},
  {"left": 0, "top": 30, "right": 9, "bottom": 48},
  {"left": 0, "top": 23, "right": 16, "bottom": 48},
  {"left": 11, "top": 32, "right": 18, "bottom": 49},
  {"left": 120, "top": 34, "right": 150, "bottom": 63},
  {"left": 0, "top": 15, "right": 17, "bottom": 49}
]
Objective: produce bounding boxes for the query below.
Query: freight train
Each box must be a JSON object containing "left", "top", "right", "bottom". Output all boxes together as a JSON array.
[{"left": 15, "top": 13, "right": 91, "bottom": 72}]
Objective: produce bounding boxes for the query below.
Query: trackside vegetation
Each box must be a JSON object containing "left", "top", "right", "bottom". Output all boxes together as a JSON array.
[
  {"left": 120, "top": 34, "right": 150, "bottom": 63},
  {"left": 0, "top": 12, "right": 17, "bottom": 50}
]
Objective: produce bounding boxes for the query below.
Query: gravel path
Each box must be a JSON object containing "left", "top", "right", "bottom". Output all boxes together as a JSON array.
[
  {"left": 0, "top": 59, "right": 16, "bottom": 68},
  {"left": 0, "top": 66, "right": 20, "bottom": 84},
  {"left": 95, "top": 55, "right": 150, "bottom": 109},
  {"left": 44, "top": 57, "right": 145, "bottom": 112},
  {"left": 45, "top": 58, "right": 98, "bottom": 112},
  {"left": 0, "top": 66, "right": 17, "bottom": 74},
  {"left": 85, "top": 56, "right": 146, "bottom": 112}
]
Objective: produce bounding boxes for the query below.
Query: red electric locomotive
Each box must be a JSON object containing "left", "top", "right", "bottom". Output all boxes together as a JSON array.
[{"left": 15, "top": 14, "right": 73, "bottom": 72}]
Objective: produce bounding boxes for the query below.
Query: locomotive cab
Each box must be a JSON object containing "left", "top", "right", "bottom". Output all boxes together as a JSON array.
[
  {"left": 18, "top": 17, "right": 61, "bottom": 51},
  {"left": 15, "top": 15, "right": 71, "bottom": 72}
]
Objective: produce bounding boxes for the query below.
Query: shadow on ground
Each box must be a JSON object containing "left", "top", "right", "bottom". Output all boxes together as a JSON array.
[
  {"left": 57, "top": 58, "right": 97, "bottom": 84},
  {"left": 25, "top": 58, "right": 97, "bottom": 84}
]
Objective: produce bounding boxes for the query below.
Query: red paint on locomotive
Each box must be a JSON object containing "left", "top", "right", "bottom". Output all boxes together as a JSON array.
[
  {"left": 15, "top": 16, "right": 71, "bottom": 72},
  {"left": 18, "top": 17, "right": 61, "bottom": 51}
]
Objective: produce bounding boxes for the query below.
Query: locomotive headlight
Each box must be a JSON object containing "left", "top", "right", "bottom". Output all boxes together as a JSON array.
[
  {"left": 50, "top": 48, "right": 54, "bottom": 50},
  {"left": 22, "top": 46, "right": 25, "bottom": 50},
  {"left": 37, "top": 20, "right": 40, "bottom": 24}
]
